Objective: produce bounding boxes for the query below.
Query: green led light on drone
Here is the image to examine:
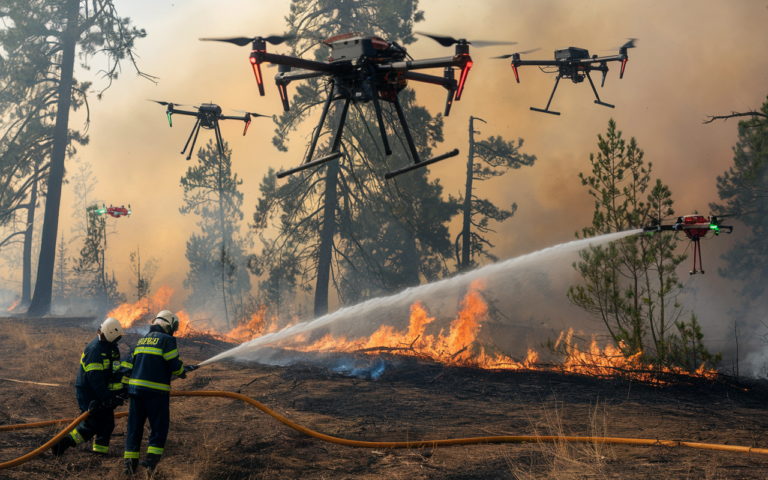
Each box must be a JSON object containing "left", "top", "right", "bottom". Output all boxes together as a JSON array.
[
  {"left": 167, "top": 112, "right": 172, "bottom": 127},
  {"left": 709, "top": 224, "right": 719, "bottom": 232}
]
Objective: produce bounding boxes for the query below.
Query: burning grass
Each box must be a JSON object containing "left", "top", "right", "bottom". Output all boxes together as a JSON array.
[{"left": 107, "top": 282, "right": 725, "bottom": 386}]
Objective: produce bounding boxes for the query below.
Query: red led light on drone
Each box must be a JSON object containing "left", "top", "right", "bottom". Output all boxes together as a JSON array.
[
  {"left": 455, "top": 61, "right": 472, "bottom": 101},
  {"left": 512, "top": 65, "right": 519, "bottom": 83},
  {"left": 620, "top": 58, "right": 627, "bottom": 78}
]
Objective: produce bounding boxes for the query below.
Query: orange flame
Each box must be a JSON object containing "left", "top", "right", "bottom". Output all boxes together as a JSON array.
[
  {"left": 6, "top": 298, "right": 20, "bottom": 312},
  {"left": 108, "top": 285, "right": 173, "bottom": 330},
  {"left": 278, "top": 280, "right": 717, "bottom": 382}
]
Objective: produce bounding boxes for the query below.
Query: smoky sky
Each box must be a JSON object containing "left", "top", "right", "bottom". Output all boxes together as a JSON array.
[{"left": 6, "top": 0, "right": 768, "bottom": 353}]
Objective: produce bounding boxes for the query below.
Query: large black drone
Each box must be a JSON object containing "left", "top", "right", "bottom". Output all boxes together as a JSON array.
[
  {"left": 149, "top": 100, "right": 268, "bottom": 160},
  {"left": 497, "top": 39, "right": 637, "bottom": 115},
  {"left": 200, "top": 32, "right": 516, "bottom": 179}
]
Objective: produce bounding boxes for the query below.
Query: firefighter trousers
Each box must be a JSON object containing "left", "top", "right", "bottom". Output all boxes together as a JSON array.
[
  {"left": 124, "top": 390, "right": 170, "bottom": 460},
  {"left": 71, "top": 389, "right": 115, "bottom": 453}
]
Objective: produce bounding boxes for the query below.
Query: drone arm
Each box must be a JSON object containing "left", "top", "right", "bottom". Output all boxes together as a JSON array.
[
  {"left": 276, "top": 69, "right": 328, "bottom": 81},
  {"left": 379, "top": 56, "right": 459, "bottom": 71},
  {"left": 259, "top": 52, "right": 333, "bottom": 73},
  {"left": 168, "top": 109, "right": 200, "bottom": 117},
  {"left": 513, "top": 60, "right": 560, "bottom": 67},
  {"left": 401, "top": 71, "right": 456, "bottom": 88}
]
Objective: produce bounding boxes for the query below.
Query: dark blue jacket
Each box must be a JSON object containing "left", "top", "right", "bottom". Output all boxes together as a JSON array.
[
  {"left": 127, "top": 325, "right": 185, "bottom": 394},
  {"left": 74, "top": 336, "right": 123, "bottom": 403}
]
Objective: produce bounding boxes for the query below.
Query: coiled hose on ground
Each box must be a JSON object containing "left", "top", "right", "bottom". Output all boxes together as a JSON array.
[{"left": 2, "top": 389, "right": 767, "bottom": 470}]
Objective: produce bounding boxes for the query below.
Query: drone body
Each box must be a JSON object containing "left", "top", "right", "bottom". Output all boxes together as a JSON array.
[
  {"left": 643, "top": 214, "right": 733, "bottom": 275},
  {"left": 149, "top": 100, "right": 267, "bottom": 160},
  {"left": 499, "top": 40, "right": 636, "bottom": 115},
  {"left": 201, "top": 32, "right": 515, "bottom": 179},
  {"left": 94, "top": 204, "right": 132, "bottom": 218}
]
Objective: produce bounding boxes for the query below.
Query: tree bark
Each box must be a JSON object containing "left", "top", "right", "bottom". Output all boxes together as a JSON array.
[
  {"left": 314, "top": 159, "right": 339, "bottom": 317},
  {"left": 21, "top": 161, "right": 39, "bottom": 307},
  {"left": 27, "top": 0, "right": 79, "bottom": 317},
  {"left": 460, "top": 116, "right": 476, "bottom": 270}
]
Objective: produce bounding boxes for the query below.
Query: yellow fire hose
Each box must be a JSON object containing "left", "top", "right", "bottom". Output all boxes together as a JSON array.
[{"left": 2, "top": 389, "right": 768, "bottom": 470}]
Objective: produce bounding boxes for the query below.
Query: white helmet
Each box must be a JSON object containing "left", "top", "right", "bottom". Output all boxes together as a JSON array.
[
  {"left": 153, "top": 310, "right": 180, "bottom": 335},
  {"left": 100, "top": 317, "right": 124, "bottom": 343}
]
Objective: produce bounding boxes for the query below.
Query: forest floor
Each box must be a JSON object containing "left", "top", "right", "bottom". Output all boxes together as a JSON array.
[{"left": 1, "top": 317, "right": 768, "bottom": 479}]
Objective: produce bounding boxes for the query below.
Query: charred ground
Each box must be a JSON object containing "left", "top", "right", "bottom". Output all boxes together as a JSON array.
[{"left": 1, "top": 318, "right": 768, "bottom": 479}]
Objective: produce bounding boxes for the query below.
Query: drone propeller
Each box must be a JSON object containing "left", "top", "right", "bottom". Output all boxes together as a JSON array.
[
  {"left": 494, "top": 49, "right": 541, "bottom": 83},
  {"left": 493, "top": 48, "right": 541, "bottom": 59},
  {"left": 233, "top": 110, "right": 269, "bottom": 118},
  {"left": 416, "top": 32, "right": 517, "bottom": 48},
  {"left": 199, "top": 34, "right": 293, "bottom": 47},
  {"left": 603, "top": 38, "right": 639, "bottom": 51}
]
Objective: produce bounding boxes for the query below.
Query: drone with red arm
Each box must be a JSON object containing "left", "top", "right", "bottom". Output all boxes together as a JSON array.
[
  {"left": 497, "top": 39, "right": 636, "bottom": 115},
  {"left": 643, "top": 214, "right": 733, "bottom": 275},
  {"left": 92, "top": 203, "right": 131, "bottom": 218},
  {"left": 200, "top": 32, "right": 515, "bottom": 179},
  {"left": 149, "top": 100, "right": 268, "bottom": 160}
]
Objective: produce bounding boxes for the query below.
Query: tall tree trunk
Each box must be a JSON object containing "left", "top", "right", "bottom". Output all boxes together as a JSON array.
[
  {"left": 313, "top": 102, "right": 345, "bottom": 318},
  {"left": 218, "top": 154, "right": 229, "bottom": 328},
  {"left": 460, "top": 116, "right": 476, "bottom": 271},
  {"left": 21, "top": 161, "right": 40, "bottom": 307},
  {"left": 314, "top": 159, "right": 339, "bottom": 317},
  {"left": 27, "top": 0, "right": 79, "bottom": 316}
]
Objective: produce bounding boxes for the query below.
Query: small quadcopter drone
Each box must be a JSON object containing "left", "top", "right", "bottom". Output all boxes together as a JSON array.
[
  {"left": 497, "top": 39, "right": 636, "bottom": 115},
  {"left": 149, "top": 100, "right": 268, "bottom": 160},
  {"left": 93, "top": 204, "right": 132, "bottom": 219},
  {"left": 200, "top": 32, "right": 516, "bottom": 179},
  {"left": 643, "top": 214, "right": 733, "bottom": 275}
]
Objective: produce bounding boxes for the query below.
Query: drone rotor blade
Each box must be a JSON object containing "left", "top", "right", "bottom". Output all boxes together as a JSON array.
[
  {"left": 233, "top": 109, "right": 269, "bottom": 118},
  {"left": 199, "top": 36, "right": 253, "bottom": 46},
  {"left": 416, "top": 32, "right": 459, "bottom": 47},
  {"left": 147, "top": 99, "right": 170, "bottom": 106},
  {"left": 493, "top": 48, "right": 541, "bottom": 59},
  {"left": 263, "top": 34, "right": 293, "bottom": 45},
  {"left": 621, "top": 38, "right": 638, "bottom": 49},
  {"left": 468, "top": 40, "right": 518, "bottom": 48}
]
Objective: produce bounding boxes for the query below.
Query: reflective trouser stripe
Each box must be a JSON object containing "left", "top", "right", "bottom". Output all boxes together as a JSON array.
[
  {"left": 70, "top": 429, "right": 85, "bottom": 444},
  {"left": 92, "top": 443, "right": 109, "bottom": 453},
  {"left": 108, "top": 383, "right": 123, "bottom": 390},
  {"left": 124, "top": 451, "right": 140, "bottom": 459},
  {"left": 147, "top": 446, "right": 164, "bottom": 455}
]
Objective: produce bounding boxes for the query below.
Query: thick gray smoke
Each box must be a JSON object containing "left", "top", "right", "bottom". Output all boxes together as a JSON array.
[{"left": 201, "top": 230, "right": 642, "bottom": 366}]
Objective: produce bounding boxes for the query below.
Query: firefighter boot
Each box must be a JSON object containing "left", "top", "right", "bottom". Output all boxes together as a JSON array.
[
  {"left": 123, "top": 458, "right": 139, "bottom": 476},
  {"left": 51, "top": 436, "right": 76, "bottom": 456},
  {"left": 140, "top": 453, "right": 161, "bottom": 473}
]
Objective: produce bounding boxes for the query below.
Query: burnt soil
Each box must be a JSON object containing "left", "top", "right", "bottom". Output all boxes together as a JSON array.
[{"left": 1, "top": 317, "right": 768, "bottom": 479}]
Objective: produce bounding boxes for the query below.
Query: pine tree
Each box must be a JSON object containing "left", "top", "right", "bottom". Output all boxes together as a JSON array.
[
  {"left": 180, "top": 140, "right": 251, "bottom": 329},
  {"left": 453, "top": 116, "right": 536, "bottom": 271},
  {"left": 52, "top": 233, "right": 69, "bottom": 300}
]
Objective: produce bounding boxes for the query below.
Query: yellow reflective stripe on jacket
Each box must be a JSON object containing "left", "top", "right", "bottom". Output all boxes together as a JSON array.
[
  {"left": 121, "top": 375, "right": 130, "bottom": 384},
  {"left": 133, "top": 346, "right": 164, "bottom": 356},
  {"left": 128, "top": 378, "right": 171, "bottom": 392},
  {"left": 171, "top": 362, "right": 185, "bottom": 377},
  {"left": 81, "top": 360, "right": 104, "bottom": 372},
  {"left": 124, "top": 451, "right": 140, "bottom": 459},
  {"left": 108, "top": 382, "right": 123, "bottom": 391},
  {"left": 147, "top": 446, "right": 164, "bottom": 455},
  {"left": 163, "top": 349, "right": 179, "bottom": 360},
  {"left": 120, "top": 361, "right": 133, "bottom": 369}
]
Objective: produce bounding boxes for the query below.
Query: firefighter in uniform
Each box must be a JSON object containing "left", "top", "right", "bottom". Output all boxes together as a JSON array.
[
  {"left": 123, "top": 310, "right": 196, "bottom": 476},
  {"left": 52, "top": 317, "right": 128, "bottom": 456}
]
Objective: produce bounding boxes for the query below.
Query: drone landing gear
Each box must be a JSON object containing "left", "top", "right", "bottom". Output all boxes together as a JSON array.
[
  {"left": 277, "top": 89, "right": 350, "bottom": 179},
  {"left": 530, "top": 75, "right": 561, "bottom": 115},
  {"left": 180, "top": 117, "right": 226, "bottom": 161},
  {"left": 586, "top": 71, "right": 614, "bottom": 109},
  {"left": 277, "top": 81, "right": 459, "bottom": 180},
  {"left": 383, "top": 93, "right": 459, "bottom": 179},
  {"left": 689, "top": 237, "right": 704, "bottom": 275}
]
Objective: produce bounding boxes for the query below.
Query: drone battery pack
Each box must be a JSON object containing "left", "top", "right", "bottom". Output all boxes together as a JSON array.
[
  {"left": 554, "top": 47, "right": 590, "bottom": 61},
  {"left": 331, "top": 38, "right": 378, "bottom": 61}
]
